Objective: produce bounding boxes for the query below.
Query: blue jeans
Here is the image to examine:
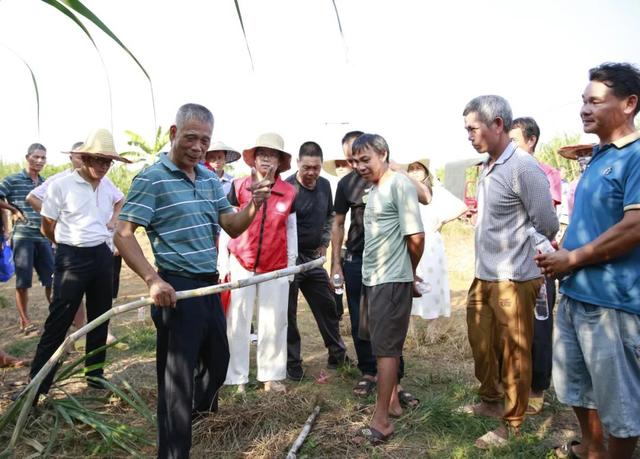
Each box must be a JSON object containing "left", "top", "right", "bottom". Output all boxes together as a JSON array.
[
  {"left": 343, "top": 255, "right": 377, "bottom": 376},
  {"left": 12, "top": 238, "right": 54, "bottom": 289},
  {"left": 554, "top": 295, "right": 640, "bottom": 438}
]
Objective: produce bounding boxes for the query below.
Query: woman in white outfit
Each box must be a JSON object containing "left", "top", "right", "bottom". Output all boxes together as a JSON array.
[{"left": 406, "top": 159, "right": 468, "bottom": 320}]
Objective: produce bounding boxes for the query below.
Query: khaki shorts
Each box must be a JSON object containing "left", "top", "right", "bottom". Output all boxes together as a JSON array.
[{"left": 359, "top": 282, "right": 413, "bottom": 357}]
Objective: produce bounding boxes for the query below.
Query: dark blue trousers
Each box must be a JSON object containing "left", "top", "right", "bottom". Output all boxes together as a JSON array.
[
  {"left": 152, "top": 273, "right": 229, "bottom": 459},
  {"left": 30, "top": 243, "right": 113, "bottom": 394}
]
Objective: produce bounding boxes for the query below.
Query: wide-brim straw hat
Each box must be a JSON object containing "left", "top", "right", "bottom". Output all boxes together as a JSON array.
[
  {"left": 207, "top": 141, "right": 241, "bottom": 163},
  {"left": 64, "top": 128, "right": 132, "bottom": 163},
  {"left": 243, "top": 132, "right": 292, "bottom": 172},
  {"left": 557, "top": 144, "right": 595, "bottom": 160},
  {"left": 401, "top": 157, "right": 431, "bottom": 172},
  {"left": 322, "top": 150, "right": 350, "bottom": 176}
]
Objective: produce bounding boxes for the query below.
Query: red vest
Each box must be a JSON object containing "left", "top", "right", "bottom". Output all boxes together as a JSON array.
[{"left": 228, "top": 176, "right": 296, "bottom": 273}]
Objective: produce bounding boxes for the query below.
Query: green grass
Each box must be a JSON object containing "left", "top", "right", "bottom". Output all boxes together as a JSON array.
[{"left": 5, "top": 336, "right": 40, "bottom": 357}]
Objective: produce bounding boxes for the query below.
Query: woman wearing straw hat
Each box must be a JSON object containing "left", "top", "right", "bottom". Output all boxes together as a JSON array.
[
  {"left": 405, "top": 158, "right": 467, "bottom": 320},
  {"left": 225, "top": 132, "right": 297, "bottom": 393},
  {"left": 29, "top": 128, "right": 132, "bottom": 396},
  {"left": 203, "top": 141, "right": 241, "bottom": 195}
]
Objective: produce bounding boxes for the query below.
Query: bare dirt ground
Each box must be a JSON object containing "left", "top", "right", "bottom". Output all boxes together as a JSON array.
[{"left": 1, "top": 222, "right": 632, "bottom": 458}]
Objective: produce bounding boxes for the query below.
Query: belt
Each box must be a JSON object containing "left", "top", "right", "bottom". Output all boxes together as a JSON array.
[{"left": 158, "top": 269, "right": 219, "bottom": 284}]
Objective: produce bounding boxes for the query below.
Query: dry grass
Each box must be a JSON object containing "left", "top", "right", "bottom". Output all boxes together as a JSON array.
[{"left": 0, "top": 221, "right": 604, "bottom": 458}]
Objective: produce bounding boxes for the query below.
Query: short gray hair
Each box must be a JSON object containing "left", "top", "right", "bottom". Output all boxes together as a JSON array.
[
  {"left": 463, "top": 95, "right": 512, "bottom": 132},
  {"left": 351, "top": 133, "right": 390, "bottom": 163},
  {"left": 175, "top": 103, "right": 214, "bottom": 130},
  {"left": 27, "top": 143, "right": 46, "bottom": 155}
]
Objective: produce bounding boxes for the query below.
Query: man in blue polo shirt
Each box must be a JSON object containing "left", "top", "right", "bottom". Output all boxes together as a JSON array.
[
  {"left": 536, "top": 62, "right": 640, "bottom": 459},
  {"left": 115, "top": 103, "right": 274, "bottom": 459},
  {"left": 0, "top": 143, "right": 54, "bottom": 335}
]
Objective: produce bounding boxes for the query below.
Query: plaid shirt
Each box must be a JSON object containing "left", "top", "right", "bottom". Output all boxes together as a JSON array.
[{"left": 475, "top": 142, "right": 559, "bottom": 281}]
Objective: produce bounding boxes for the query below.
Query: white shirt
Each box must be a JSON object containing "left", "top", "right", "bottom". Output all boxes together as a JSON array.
[
  {"left": 29, "top": 168, "right": 74, "bottom": 201},
  {"left": 41, "top": 171, "right": 123, "bottom": 247}
]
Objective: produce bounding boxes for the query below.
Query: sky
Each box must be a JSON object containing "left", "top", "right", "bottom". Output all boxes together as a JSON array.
[{"left": 0, "top": 0, "right": 639, "bottom": 171}]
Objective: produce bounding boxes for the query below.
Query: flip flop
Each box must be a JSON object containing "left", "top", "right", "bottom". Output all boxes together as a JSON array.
[
  {"left": 398, "top": 390, "right": 420, "bottom": 408},
  {"left": 359, "top": 426, "right": 393, "bottom": 445},
  {"left": 352, "top": 377, "right": 376, "bottom": 397},
  {"left": 554, "top": 439, "right": 582, "bottom": 458},
  {"left": 20, "top": 323, "right": 39, "bottom": 336},
  {"left": 475, "top": 429, "right": 508, "bottom": 449},
  {"left": 526, "top": 396, "right": 544, "bottom": 415}
]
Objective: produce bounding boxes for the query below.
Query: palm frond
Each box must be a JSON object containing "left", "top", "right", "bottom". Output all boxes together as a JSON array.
[
  {"left": 41, "top": 0, "right": 157, "bottom": 127},
  {"left": 0, "top": 45, "right": 40, "bottom": 135},
  {"left": 330, "top": 0, "right": 349, "bottom": 61},
  {"left": 233, "top": 0, "right": 254, "bottom": 70}
]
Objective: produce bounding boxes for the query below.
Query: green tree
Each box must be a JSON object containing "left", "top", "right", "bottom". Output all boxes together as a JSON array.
[
  {"left": 121, "top": 127, "right": 170, "bottom": 166},
  {"left": 536, "top": 133, "right": 583, "bottom": 182}
]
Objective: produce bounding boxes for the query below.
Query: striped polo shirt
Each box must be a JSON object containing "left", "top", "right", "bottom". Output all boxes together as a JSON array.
[
  {"left": 475, "top": 142, "right": 559, "bottom": 281},
  {"left": 120, "top": 152, "right": 233, "bottom": 274},
  {"left": 0, "top": 170, "right": 47, "bottom": 240}
]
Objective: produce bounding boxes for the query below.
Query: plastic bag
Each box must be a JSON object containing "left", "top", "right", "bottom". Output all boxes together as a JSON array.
[{"left": 0, "top": 238, "right": 15, "bottom": 282}]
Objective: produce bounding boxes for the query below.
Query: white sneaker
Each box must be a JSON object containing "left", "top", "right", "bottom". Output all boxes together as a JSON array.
[{"left": 250, "top": 334, "right": 258, "bottom": 344}]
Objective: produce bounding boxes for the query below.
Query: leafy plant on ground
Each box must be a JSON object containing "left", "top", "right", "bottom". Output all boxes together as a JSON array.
[{"left": 0, "top": 340, "right": 155, "bottom": 457}]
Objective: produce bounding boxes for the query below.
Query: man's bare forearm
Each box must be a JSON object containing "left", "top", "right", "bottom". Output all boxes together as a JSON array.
[
  {"left": 114, "top": 222, "right": 160, "bottom": 286},
  {"left": 219, "top": 201, "right": 258, "bottom": 238},
  {"left": 568, "top": 209, "right": 640, "bottom": 270},
  {"left": 26, "top": 194, "right": 42, "bottom": 214},
  {"left": 331, "top": 215, "right": 346, "bottom": 269},
  {"left": 406, "top": 232, "right": 425, "bottom": 273}
]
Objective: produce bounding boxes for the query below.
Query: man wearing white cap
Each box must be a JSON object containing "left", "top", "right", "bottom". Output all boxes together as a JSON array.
[
  {"left": 203, "top": 141, "right": 240, "bottom": 195},
  {"left": 225, "top": 132, "right": 297, "bottom": 394},
  {"left": 29, "top": 129, "right": 132, "bottom": 396}
]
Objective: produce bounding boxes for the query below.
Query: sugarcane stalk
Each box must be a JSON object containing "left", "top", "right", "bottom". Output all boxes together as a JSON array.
[
  {"left": 5, "top": 257, "right": 325, "bottom": 452},
  {"left": 286, "top": 405, "right": 321, "bottom": 459}
]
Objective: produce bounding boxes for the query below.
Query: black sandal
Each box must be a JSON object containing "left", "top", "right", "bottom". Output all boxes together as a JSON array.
[
  {"left": 398, "top": 390, "right": 420, "bottom": 408},
  {"left": 555, "top": 439, "right": 582, "bottom": 458},
  {"left": 352, "top": 378, "right": 376, "bottom": 397},
  {"left": 359, "top": 426, "right": 393, "bottom": 445}
]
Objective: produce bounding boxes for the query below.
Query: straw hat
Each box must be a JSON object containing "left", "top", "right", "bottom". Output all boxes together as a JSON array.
[
  {"left": 557, "top": 144, "right": 594, "bottom": 160},
  {"left": 322, "top": 150, "right": 350, "bottom": 176},
  {"left": 207, "top": 141, "right": 241, "bottom": 163},
  {"left": 65, "top": 128, "right": 132, "bottom": 163},
  {"left": 401, "top": 157, "right": 431, "bottom": 172},
  {"left": 242, "top": 132, "right": 292, "bottom": 172}
]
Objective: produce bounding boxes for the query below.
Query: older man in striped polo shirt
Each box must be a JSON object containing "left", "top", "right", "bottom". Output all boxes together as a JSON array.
[
  {"left": 461, "top": 95, "right": 558, "bottom": 449},
  {"left": 116, "top": 103, "right": 274, "bottom": 459}
]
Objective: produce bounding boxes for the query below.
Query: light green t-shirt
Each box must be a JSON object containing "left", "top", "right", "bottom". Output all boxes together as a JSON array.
[{"left": 362, "top": 171, "right": 424, "bottom": 286}]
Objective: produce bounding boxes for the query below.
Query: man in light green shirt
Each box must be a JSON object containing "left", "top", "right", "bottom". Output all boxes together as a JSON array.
[{"left": 352, "top": 133, "right": 425, "bottom": 444}]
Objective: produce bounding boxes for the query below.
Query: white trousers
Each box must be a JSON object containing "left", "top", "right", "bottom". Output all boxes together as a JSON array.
[{"left": 225, "top": 255, "right": 289, "bottom": 384}]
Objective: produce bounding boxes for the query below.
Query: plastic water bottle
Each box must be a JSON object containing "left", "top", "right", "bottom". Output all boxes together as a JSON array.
[
  {"left": 416, "top": 281, "right": 432, "bottom": 295},
  {"left": 526, "top": 227, "right": 555, "bottom": 254},
  {"left": 535, "top": 283, "right": 549, "bottom": 320},
  {"left": 332, "top": 274, "right": 344, "bottom": 295},
  {"left": 526, "top": 227, "right": 552, "bottom": 320},
  {"left": 137, "top": 306, "right": 145, "bottom": 322}
]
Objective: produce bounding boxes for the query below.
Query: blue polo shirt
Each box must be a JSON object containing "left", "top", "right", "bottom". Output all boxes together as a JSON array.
[
  {"left": 0, "top": 170, "right": 47, "bottom": 240},
  {"left": 560, "top": 131, "right": 640, "bottom": 314},
  {"left": 120, "top": 152, "right": 233, "bottom": 274}
]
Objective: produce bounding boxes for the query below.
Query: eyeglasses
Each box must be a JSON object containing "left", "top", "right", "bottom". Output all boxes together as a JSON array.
[{"left": 88, "top": 157, "right": 113, "bottom": 168}]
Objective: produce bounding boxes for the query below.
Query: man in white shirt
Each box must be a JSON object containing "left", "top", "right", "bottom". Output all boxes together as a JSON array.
[
  {"left": 28, "top": 129, "right": 132, "bottom": 396},
  {"left": 26, "top": 142, "right": 124, "bottom": 335}
]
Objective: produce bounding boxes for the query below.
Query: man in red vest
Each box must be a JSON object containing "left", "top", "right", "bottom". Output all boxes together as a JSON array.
[{"left": 225, "top": 133, "right": 297, "bottom": 394}]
